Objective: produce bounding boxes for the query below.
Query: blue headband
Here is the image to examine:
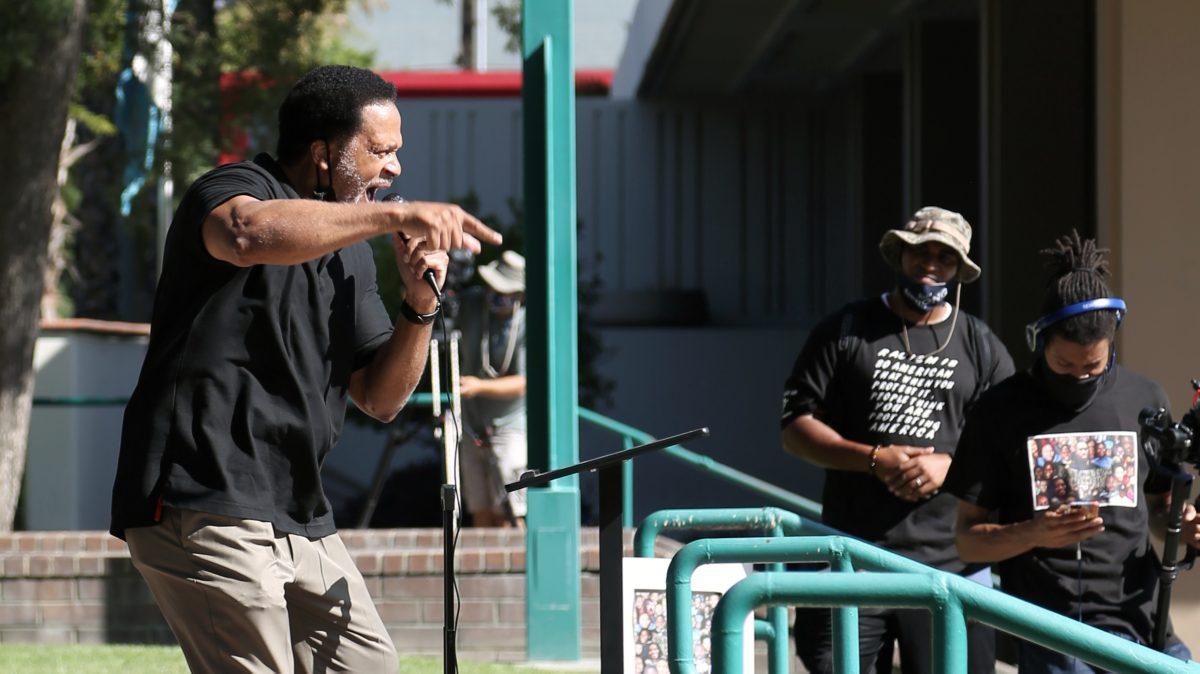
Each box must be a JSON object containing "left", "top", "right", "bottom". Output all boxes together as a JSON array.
[{"left": 1025, "top": 298, "right": 1127, "bottom": 352}]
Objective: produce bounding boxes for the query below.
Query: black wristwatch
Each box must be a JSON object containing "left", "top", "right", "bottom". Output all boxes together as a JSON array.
[{"left": 400, "top": 298, "right": 440, "bottom": 325}]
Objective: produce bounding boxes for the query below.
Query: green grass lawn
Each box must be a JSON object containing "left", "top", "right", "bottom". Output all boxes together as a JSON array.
[{"left": 0, "top": 646, "right": 588, "bottom": 674}]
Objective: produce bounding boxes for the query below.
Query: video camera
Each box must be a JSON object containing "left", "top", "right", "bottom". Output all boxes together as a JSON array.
[
  {"left": 440, "top": 248, "right": 476, "bottom": 325},
  {"left": 1139, "top": 379, "right": 1200, "bottom": 467},
  {"left": 1139, "top": 380, "right": 1200, "bottom": 651}
]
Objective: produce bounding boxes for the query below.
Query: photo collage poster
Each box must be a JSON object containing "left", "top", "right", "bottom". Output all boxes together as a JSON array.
[
  {"left": 631, "top": 590, "right": 722, "bottom": 674},
  {"left": 1026, "top": 431, "right": 1139, "bottom": 510},
  {"left": 623, "top": 558, "right": 753, "bottom": 674}
]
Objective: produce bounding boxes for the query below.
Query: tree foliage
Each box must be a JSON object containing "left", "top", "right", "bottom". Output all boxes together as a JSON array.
[{"left": 53, "top": 0, "right": 376, "bottom": 321}]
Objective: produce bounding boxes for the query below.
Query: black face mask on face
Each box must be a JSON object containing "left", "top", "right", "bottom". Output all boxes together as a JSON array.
[
  {"left": 1034, "top": 357, "right": 1107, "bottom": 412},
  {"left": 313, "top": 141, "right": 336, "bottom": 202},
  {"left": 897, "top": 275, "right": 952, "bottom": 314}
]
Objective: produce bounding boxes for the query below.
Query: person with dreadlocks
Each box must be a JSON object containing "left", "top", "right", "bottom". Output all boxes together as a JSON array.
[
  {"left": 781, "top": 207, "right": 1013, "bottom": 674},
  {"left": 944, "top": 231, "right": 1198, "bottom": 672}
]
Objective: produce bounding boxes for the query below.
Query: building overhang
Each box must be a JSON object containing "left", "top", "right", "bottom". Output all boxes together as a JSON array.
[{"left": 626, "top": 0, "right": 920, "bottom": 98}]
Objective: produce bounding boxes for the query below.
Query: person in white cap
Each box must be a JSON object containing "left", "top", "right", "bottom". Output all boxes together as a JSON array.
[
  {"left": 779, "top": 206, "right": 1013, "bottom": 674},
  {"left": 456, "top": 250, "right": 528, "bottom": 527}
]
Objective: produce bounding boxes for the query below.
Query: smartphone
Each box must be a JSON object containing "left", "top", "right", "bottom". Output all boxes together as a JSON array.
[{"left": 1060, "top": 502, "right": 1100, "bottom": 518}]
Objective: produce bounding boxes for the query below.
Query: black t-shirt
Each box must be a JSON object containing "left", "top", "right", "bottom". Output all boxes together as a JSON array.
[
  {"left": 781, "top": 298, "right": 1014, "bottom": 573},
  {"left": 110, "top": 154, "right": 394, "bottom": 540},
  {"left": 943, "top": 366, "right": 1173, "bottom": 643}
]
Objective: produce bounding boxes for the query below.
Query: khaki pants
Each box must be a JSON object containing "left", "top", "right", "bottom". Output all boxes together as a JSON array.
[
  {"left": 126, "top": 508, "right": 397, "bottom": 673},
  {"left": 461, "top": 429, "right": 527, "bottom": 518}
]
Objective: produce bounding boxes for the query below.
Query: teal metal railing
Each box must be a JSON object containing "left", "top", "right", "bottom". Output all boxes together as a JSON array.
[
  {"left": 577, "top": 408, "right": 823, "bottom": 527},
  {"left": 634, "top": 508, "right": 838, "bottom": 674},
  {"left": 715, "top": 571, "right": 965, "bottom": 674},
  {"left": 660, "top": 528, "right": 1200, "bottom": 674},
  {"left": 29, "top": 399, "right": 810, "bottom": 532},
  {"left": 32, "top": 393, "right": 455, "bottom": 407},
  {"left": 31, "top": 396, "right": 128, "bottom": 406}
]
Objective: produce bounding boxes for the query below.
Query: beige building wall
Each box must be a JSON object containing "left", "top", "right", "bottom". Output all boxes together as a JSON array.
[
  {"left": 1099, "top": 0, "right": 1200, "bottom": 408},
  {"left": 1097, "top": 0, "right": 1200, "bottom": 651}
]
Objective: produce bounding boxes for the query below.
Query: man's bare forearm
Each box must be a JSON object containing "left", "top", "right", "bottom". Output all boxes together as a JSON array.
[
  {"left": 226, "top": 199, "right": 401, "bottom": 266},
  {"left": 474, "top": 375, "right": 525, "bottom": 400},
  {"left": 782, "top": 415, "right": 873, "bottom": 471},
  {"left": 351, "top": 319, "right": 433, "bottom": 423},
  {"left": 955, "top": 520, "right": 1035, "bottom": 563}
]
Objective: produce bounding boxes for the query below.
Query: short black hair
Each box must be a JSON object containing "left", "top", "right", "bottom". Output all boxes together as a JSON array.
[
  {"left": 276, "top": 65, "right": 396, "bottom": 165},
  {"left": 1038, "top": 230, "right": 1118, "bottom": 346}
]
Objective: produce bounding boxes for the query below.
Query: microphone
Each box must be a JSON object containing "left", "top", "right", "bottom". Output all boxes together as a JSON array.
[{"left": 381, "top": 193, "right": 443, "bottom": 303}]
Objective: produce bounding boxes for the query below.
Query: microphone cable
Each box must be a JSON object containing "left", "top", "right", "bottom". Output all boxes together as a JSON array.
[{"left": 384, "top": 192, "right": 464, "bottom": 673}]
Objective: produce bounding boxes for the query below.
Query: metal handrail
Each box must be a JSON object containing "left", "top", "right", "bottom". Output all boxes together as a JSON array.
[
  {"left": 577, "top": 407, "right": 823, "bottom": 525},
  {"left": 29, "top": 397, "right": 821, "bottom": 533},
  {"left": 715, "top": 571, "right": 965, "bottom": 674},
  {"left": 670, "top": 533, "right": 1200, "bottom": 674},
  {"left": 633, "top": 507, "right": 839, "bottom": 674},
  {"left": 32, "top": 393, "right": 454, "bottom": 407},
  {"left": 32, "top": 396, "right": 128, "bottom": 406}
]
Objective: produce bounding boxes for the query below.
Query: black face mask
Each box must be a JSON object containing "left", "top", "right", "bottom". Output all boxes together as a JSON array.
[
  {"left": 312, "top": 141, "right": 336, "bottom": 202},
  {"left": 1034, "top": 357, "right": 1107, "bottom": 412},
  {"left": 897, "top": 275, "right": 952, "bottom": 314}
]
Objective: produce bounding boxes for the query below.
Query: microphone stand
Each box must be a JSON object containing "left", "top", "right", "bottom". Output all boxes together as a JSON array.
[{"left": 442, "top": 484, "right": 457, "bottom": 674}]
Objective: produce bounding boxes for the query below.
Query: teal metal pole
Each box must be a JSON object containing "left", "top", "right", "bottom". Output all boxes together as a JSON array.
[
  {"left": 672, "top": 535, "right": 1200, "bottom": 674},
  {"left": 577, "top": 408, "right": 824, "bottom": 519},
  {"left": 951, "top": 576, "right": 1200, "bottom": 674},
  {"left": 711, "top": 573, "right": 965, "bottom": 674},
  {"left": 666, "top": 536, "right": 864, "bottom": 674},
  {"left": 932, "top": 592, "right": 966, "bottom": 674},
  {"left": 633, "top": 507, "right": 838, "bottom": 558},
  {"left": 829, "top": 552, "right": 860, "bottom": 674},
  {"left": 622, "top": 435, "right": 634, "bottom": 528},
  {"left": 633, "top": 509, "right": 832, "bottom": 674},
  {"left": 766, "top": 531, "right": 792, "bottom": 674},
  {"left": 31, "top": 396, "right": 129, "bottom": 407},
  {"left": 522, "top": 0, "right": 581, "bottom": 661}
]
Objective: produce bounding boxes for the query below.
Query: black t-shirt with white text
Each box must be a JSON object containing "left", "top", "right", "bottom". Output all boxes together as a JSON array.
[
  {"left": 781, "top": 298, "right": 1014, "bottom": 573},
  {"left": 110, "top": 154, "right": 394, "bottom": 540},
  {"left": 943, "top": 366, "right": 1174, "bottom": 643}
]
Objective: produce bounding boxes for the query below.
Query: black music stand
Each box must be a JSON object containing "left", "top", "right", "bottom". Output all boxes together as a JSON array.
[{"left": 506, "top": 427, "right": 710, "bottom": 674}]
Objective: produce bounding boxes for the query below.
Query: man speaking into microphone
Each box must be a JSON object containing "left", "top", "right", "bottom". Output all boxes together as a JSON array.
[{"left": 109, "top": 65, "right": 500, "bottom": 673}]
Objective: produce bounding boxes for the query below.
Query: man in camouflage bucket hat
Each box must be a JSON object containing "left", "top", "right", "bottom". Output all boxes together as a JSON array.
[
  {"left": 779, "top": 206, "right": 1013, "bottom": 674},
  {"left": 880, "top": 206, "right": 981, "bottom": 283}
]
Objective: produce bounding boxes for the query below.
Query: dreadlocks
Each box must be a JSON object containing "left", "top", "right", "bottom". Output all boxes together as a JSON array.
[{"left": 1038, "top": 230, "right": 1118, "bottom": 346}]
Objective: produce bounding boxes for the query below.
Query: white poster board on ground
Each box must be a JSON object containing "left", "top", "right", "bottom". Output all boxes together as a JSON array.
[{"left": 622, "top": 557, "right": 754, "bottom": 674}]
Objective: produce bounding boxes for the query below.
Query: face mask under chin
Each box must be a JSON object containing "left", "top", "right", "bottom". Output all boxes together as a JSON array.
[
  {"left": 1035, "top": 357, "right": 1106, "bottom": 412},
  {"left": 897, "top": 275, "right": 952, "bottom": 314}
]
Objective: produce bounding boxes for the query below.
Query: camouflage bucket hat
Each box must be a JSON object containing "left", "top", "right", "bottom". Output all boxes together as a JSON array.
[{"left": 879, "top": 206, "right": 981, "bottom": 283}]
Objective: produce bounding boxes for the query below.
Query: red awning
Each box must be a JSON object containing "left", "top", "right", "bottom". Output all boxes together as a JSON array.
[
  {"left": 380, "top": 69, "right": 612, "bottom": 97},
  {"left": 218, "top": 69, "right": 611, "bottom": 164}
]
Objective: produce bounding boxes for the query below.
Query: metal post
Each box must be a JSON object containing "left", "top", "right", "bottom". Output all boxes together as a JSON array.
[
  {"left": 523, "top": 0, "right": 581, "bottom": 660},
  {"left": 622, "top": 435, "right": 634, "bottom": 528},
  {"left": 442, "top": 485, "right": 458, "bottom": 674},
  {"left": 598, "top": 465, "right": 624, "bottom": 674},
  {"left": 767, "top": 525, "right": 791, "bottom": 674},
  {"left": 711, "top": 573, "right": 967, "bottom": 674},
  {"left": 667, "top": 536, "right": 875, "bottom": 674},
  {"left": 931, "top": 592, "right": 966, "bottom": 674},
  {"left": 830, "top": 554, "right": 860, "bottom": 674}
]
